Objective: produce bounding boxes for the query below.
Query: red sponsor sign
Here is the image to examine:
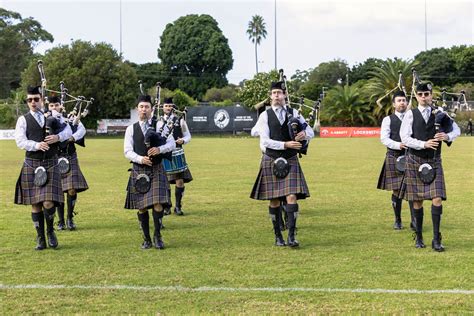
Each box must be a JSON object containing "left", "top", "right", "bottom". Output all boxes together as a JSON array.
[{"left": 319, "top": 127, "right": 381, "bottom": 138}]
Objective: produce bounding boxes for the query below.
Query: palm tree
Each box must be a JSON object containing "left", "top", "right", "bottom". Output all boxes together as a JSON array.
[
  {"left": 323, "top": 84, "right": 376, "bottom": 127},
  {"left": 364, "top": 58, "right": 418, "bottom": 121},
  {"left": 247, "top": 15, "right": 267, "bottom": 74}
]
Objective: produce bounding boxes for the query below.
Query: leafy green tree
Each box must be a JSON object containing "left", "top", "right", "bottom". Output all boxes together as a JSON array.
[
  {"left": 238, "top": 70, "right": 279, "bottom": 108},
  {"left": 21, "top": 40, "right": 138, "bottom": 127},
  {"left": 414, "top": 47, "right": 457, "bottom": 87},
  {"left": 322, "top": 83, "right": 376, "bottom": 127},
  {"left": 350, "top": 58, "right": 384, "bottom": 82},
  {"left": 158, "top": 14, "right": 233, "bottom": 100},
  {"left": 203, "top": 85, "right": 239, "bottom": 102},
  {"left": 0, "top": 8, "right": 53, "bottom": 98},
  {"left": 290, "top": 69, "right": 312, "bottom": 92},
  {"left": 246, "top": 15, "right": 267, "bottom": 74},
  {"left": 130, "top": 62, "right": 162, "bottom": 91},
  {"left": 299, "top": 59, "right": 349, "bottom": 100}
]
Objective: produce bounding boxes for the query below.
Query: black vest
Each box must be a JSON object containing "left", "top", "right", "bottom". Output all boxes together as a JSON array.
[
  {"left": 24, "top": 112, "right": 58, "bottom": 159},
  {"left": 265, "top": 107, "right": 298, "bottom": 159},
  {"left": 133, "top": 122, "right": 161, "bottom": 165},
  {"left": 172, "top": 116, "right": 184, "bottom": 148},
  {"left": 410, "top": 107, "right": 441, "bottom": 158},
  {"left": 389, "top": 114, "right": 402, "bottom": 143}
]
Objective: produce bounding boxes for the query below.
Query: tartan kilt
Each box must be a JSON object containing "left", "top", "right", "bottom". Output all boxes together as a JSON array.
[
  {"left": 166, "top": 167, "right": 193, "bottom": 184},
  {"left": 399, "top": 153, "right": 447, "bottom": 201},
  {"left": 14, "top": 157, "right": 64, "bottom": 205},
  {"left": 124, "top": 162, "right": 171, "bottom": 210},
  {"left": 250, "top": 154, "right": 310, "bottom": 200},
  {"left": 377, "top": 150, "right": 404, "bottom": 191},
  {"left": 60, "top": 152, "right": 89, "bottom": 193}
]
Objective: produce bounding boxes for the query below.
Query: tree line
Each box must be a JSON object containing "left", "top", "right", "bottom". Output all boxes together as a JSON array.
[{"left": 1, "top": 9, "right": 472, "bottom": 129}]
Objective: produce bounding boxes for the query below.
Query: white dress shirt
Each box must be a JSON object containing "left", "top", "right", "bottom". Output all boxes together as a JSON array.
[
  {"left": 251, "top": 105, "right": 315, "bottom": 153},
  {"left": 380, "top": 111, "right": 405, "bottom": 150},
  {"left": 124, "top": 119, "right": 176, "bottom": 164},
  {"left": 15, "top": 110, "right": 72, "bottom": 152},
  {"left": 400, "top": 105, "right": 461, "bottom": 150},
  {"left": 71, "top": 122, "right": 86, "bottom": 141}
]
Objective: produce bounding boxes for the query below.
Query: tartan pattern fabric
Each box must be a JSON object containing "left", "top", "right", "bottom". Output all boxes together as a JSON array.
[
  {"left": 166, "top": 167, "right": 193, "bottom": 184},
  {"left": 250, "top": 154, "right": 310, "bottom": 200},
  {"left": 14, "top": 157, "right": 64, "bottom": 205},
  {"left": 399, "top": 153, "right": 447, "bottom": 201},
  {"left": 60, "top": 152, "right": 89, "bottom": 193},
  {"left": 377, "top": 150, "right": 405, "bottom": 191},
  {"left": 124, "top": 162, "right": 171, "bottom": 210}
]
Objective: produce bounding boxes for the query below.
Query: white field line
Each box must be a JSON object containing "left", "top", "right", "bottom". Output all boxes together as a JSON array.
[{"left": 1, "top": 284, "right": 473, "bottom": 295}]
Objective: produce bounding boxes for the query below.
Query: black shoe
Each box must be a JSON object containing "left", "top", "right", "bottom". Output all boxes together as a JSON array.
[
  {"left": 287, "top": 236, "right": 299, "bottom": 247},
  {"left": 174, "top": 207, "right": 184, "bottom": 216},
  {"left": 47, "top": 231, "right": 58, "bottom": 248},
  {"left": 393, "top": 220, "right": 403, "bottom": 230},
  {"left": 275, "top": 234, "right": 286, "bottom": 247},
  {"left": 66, "top": 218, "right": 76, "bottom": 231},
  {"left": 35, "top": 236, "right": 47, "bottom": 251},
  {"left": 163, "top": 207, "right": 171, "bottom": 216},
  {"left": 141, "top": 239, "right": 152, "bottom": 249},
  {"left": 57, "top": 220, "right": 66, "bottom": 231},
  {"left": 413, "top": 232, "right": 425, "bottom": 248},
  {"left": 154, "top": 235, "right": 165, "bottom": 249},
  {"left": 432, "top": 233, "right": 445, "bottom": 252}
]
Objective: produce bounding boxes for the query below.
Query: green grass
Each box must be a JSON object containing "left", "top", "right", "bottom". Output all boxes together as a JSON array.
[{"left": 1, "top": 137, "right": 473, "bottom": 314}]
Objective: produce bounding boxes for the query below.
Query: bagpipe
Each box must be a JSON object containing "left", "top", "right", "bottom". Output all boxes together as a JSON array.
[
  {"left": 279, "top": 69, "right": 321, "bottom": 157},
  {"left": 410, "top": 68, "right": 455, "bottom": 134},
  {"left": 37, "top": 60, "right": 93, "bottom": 175},
  {"left": 138, "top": 81, "right": 188, "bottom": 162},
  {"left": 37, "top": 60, "right": 93, "bottom": 144}
]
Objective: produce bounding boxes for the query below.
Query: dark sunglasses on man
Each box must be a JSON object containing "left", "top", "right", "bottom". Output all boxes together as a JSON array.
[
  {"left": 416, "top": 92, "right": 431, "bottom": 97},
  {"left": 26, "top": 97, "right": 41, "bottom": 103}
]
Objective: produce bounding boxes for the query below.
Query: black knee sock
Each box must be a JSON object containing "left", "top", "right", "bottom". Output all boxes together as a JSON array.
[
  {"left": 413, "top": 207, "right": 424, "bottom": 234},
  {"left": 32, "top": 211, "right": 45, "bottom": 237},
  {"left": 269, "top": 206, "right": 281, "bottom": 234},
  {"left": 409, "top": 201, "right": 415, "bottom": 224},
  {"left": 152, "top": 210, "right": 164, "bottom": 237},
  {"left": 43, "top": 206, "right": 56, "bottom": 233},
  {"left": 137, "top": 211, "right": 151, "bottom": 240},
  {"left": 286, "top": 204, "right": 299, "bottom": 237},
  {"left": 57, "top": 202, "right": 65, "bottom": 222},
  {"left": 431, "top": 205, "right": 442, "bottom": 240},
  {"left": 391, "top": 194, "right": 402, "bottom": 221},
  {"left": 67, "top": 193, "right": 77, "bottom": 219},
  {"left": 175, "top": 187, "right": 185, "bottom": 208}
]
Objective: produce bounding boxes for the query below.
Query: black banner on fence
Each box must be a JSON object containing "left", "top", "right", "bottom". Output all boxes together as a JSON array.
[{"left": 186, "top": 106, "right": 257, "bottom": 133}]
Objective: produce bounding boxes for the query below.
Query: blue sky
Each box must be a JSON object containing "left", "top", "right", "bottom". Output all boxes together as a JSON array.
[{"left": 2, "top": 0, "right": 473, "bottom": 84}]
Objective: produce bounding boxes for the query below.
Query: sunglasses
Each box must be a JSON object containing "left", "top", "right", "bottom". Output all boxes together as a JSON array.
[
  {"left": 416, "top": 92, "right": 431, "bottom": 97},
  {"left": 26, "top": 97, "right": 41, "bottom": 103}
]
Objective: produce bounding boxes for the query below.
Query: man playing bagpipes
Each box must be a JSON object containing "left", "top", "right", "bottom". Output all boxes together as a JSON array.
[
  {"left": 250, "top": 81, "right": 314, "bottom": 247},
  {"left": 14, "top": 85, "right": 72, "bottom": 250},
  {"left": 48, "top": 96, "right": 89, "bottom": 231},
  {"left": 159, "top": 97, "right": 192, "bottom": 216},
  {"left": 377, "top": 91, "right": 416, "bottom": 230},
  {"left": 399, "top": 82, "right": 460, "bottom": 251},
  {"left": 124, "top": 94, "right": 176, "bottom": 249}
]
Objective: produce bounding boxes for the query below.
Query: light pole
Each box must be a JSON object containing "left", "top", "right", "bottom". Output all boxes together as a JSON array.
[{"left": 321, "top": 87, "right": 328, "bottom": 100}]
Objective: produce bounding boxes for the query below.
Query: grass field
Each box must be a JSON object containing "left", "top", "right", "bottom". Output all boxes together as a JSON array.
[{"left": 1, "top": 136, "right": 473, "bottom": 314}]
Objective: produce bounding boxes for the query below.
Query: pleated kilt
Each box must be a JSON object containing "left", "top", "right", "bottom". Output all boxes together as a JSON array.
[
  {"left": 250, "top": 154, "right": 310, "bottom": 200},
  {"left": 60, "top": 152, "right": 89, "bottom": 193},
  {"left": 377, "top": 149, "right": 404, "bottom": 191},
  {"left": 399, "top": 153, "right": 446, "bottom": 201},
  {"left": 166, "top": 167, "right": 193, "bottom": 184},
  {"left": 124, "top": 162, "right": 171, "bottom": 210},
  {"left": 14, "top": 157, "right": 64, "bottom": 205}
]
